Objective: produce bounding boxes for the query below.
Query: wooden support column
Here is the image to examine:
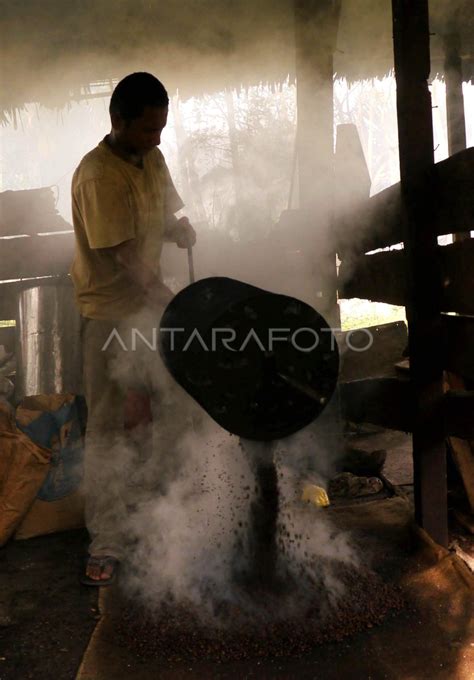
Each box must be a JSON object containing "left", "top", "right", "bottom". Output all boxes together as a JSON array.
[
  {"left": 294, "top": 0, "right": 340, "bottom": 324},
  {"left": 444, "top": 32, "right": 469, "bottom": 242},
  {"left": 392, "top": 0, "right": 448, "bottom": 546}
]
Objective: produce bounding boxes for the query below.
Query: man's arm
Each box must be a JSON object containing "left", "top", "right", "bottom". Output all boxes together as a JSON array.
[{"left": 100, "top": 239, "right": 174, "bottom": 307}]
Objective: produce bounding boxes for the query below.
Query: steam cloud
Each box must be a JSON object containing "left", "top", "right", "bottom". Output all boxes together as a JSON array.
[
  {"left": 100, "top": 308, "right": 358, "bottom": 624},
  {"left": 121, "top": 416, "right": 359, "bottom": 622}
]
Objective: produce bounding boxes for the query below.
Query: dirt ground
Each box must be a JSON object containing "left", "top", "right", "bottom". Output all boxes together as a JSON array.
[
  {"left": 0, "top": 529, "right": 98, "bottom": 680},
  {"left": 1, "top": 435, "right": 473, "bottom": 680},
  {"left": 76, "top": 497, "right": 474, "bottom": 680}
]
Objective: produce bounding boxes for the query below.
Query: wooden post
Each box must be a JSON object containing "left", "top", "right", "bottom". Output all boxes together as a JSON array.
[
  {"left": 294, "top": 0, "right": 341, "bottom": 325},
  {"left": 444, "top": 32, "right": 469, "bottom": 243},
  {"left": 392, "top": 0, "right": 448, "bottom": 546}
]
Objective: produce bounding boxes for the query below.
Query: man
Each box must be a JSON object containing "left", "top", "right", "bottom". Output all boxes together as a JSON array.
[{"left": 71, "top": 72, "right": 196, "bottom": 585}]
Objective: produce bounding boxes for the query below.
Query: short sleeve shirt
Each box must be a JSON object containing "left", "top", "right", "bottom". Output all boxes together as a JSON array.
[{"left": 70, "top": 138, "right": 183, "bottom": 320}]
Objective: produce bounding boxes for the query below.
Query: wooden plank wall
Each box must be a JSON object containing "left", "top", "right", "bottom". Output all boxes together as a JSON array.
[
  {"left": 0, "top": 233, "right": 74, "bottom": 282},
  {"left": 337, "top": 152, "right": 474, "bottom": 393},
  {"left": 335, "top": 147, "right": 473, "bottom": 255},
  {"left": 339, "top": 240, "right": 474, "bottom": 315},
  {"left": 340, "top": 378, "right": 474, "bottom": 441},
  {"left": 336, "top": 3, "right": 472, "bottom": 546}
]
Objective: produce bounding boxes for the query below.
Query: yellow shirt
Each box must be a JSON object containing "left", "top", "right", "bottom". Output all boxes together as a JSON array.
[{"left": 70, "top": 138, "right": 183, "bottom": 320}]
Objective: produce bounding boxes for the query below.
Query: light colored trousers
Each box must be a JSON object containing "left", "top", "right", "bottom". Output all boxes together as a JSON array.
[{"left": 81, "top": 311, "right": 193, "bottom": 560}]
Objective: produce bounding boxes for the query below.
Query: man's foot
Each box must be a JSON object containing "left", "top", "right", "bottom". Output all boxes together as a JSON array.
[{"left": 81, "top": 555, "right": 119, "bottom": 586}]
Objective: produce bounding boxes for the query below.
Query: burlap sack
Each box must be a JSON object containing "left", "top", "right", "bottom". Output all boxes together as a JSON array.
[
  {"left": 0, "top": 400, "right": 51, "bottom": 546},
  {"left": 14, "top": 394, "right": 85, "bottom": 540}
]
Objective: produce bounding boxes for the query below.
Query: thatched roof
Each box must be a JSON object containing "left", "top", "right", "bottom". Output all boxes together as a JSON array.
[{"left": 1, "top": 0, "right": 473, "bottom": 122}]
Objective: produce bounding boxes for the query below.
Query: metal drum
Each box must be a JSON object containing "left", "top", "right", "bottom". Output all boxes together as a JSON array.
[
  {"left": 159, "top": 277, "right": 339, "bottom": 440},
  {"left": 15, "top": 283, "right": 82, "bottom": 400}
]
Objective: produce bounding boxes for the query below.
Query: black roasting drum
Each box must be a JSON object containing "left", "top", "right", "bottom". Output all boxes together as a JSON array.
[{"left": 159, "top": 277, "right": 339, "bottom": 440}]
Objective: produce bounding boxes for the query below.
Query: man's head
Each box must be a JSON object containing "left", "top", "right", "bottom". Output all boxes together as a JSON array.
[{"left": 109, "top": 72, "right": 169, "bottom": 154}]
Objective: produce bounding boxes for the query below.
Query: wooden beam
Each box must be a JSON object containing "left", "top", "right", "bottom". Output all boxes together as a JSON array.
[
  {"left": 440, "top": 240, "right": 474, "bottom": 315},
  {"left": 339, "top": 321, "right": 408, "bottom": 382},
  {"left": 442, "top": 314, "right": 474, "bottom": 382},
  {"left": 0, "top": 233, "right": 74, "bottom": 281},
  {"left": 392, "top": 0, "right": 448, "bottom": 546},
  {"left": 444, "top": 371, "right": 474, "bottom": 514},
  {"left": 339, "top": 377, "right": 412, "bottom": 432},
  {"left": 444, "top": 390, "right": 474, "bottom": 440},
  {"left": 339, "top": 239, "right": 474, "bottom": 316},
  {"left": 338, "top": 249, "right": 406, "bottom": 306},
  {"left": 435, "top": 151, "right": 474, "bottom": 242},
  {"left": 335, "top": 148, "right": 474, "bottom": 256},
  {"left": 340, "top": 378, "right": 474, "bottom": 441}
]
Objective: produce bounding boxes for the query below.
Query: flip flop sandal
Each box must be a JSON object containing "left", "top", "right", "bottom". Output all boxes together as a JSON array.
[{"left": 80, "top": 555, "right": 119, "bottom": 587}]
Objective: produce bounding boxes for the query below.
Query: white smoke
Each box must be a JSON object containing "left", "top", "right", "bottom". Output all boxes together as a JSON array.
[
  {"left": 100, "top": 306, "right": 357, "bottom": 622},
  {"left": 120, "top": 417, "right": 358, "bottom": 622}
]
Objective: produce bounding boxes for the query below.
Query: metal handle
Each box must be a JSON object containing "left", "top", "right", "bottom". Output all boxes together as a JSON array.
[{"left": 187, "top": 245, "right": 195, "bottom": 284}]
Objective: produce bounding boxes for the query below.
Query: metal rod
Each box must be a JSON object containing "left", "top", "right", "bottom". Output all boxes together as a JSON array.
[
  {"left": 277, "top": 371, "right": 327, "bottom": 404},
  {"left": 187, "top": 245, "right": 195, "bottom": 284}
]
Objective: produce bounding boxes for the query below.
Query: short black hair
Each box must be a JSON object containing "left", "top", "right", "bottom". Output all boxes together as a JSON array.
[{"left": 109, "top": 72, "right": 169, "bottom": 122}]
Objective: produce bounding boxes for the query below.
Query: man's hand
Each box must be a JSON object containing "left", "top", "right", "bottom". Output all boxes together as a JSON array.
[{"left": 174, "top": 216, "right": 196, "bottom": 249}]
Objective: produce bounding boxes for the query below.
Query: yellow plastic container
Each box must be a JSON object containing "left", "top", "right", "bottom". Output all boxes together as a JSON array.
[{"left": 301, "top": 484, "right": 330, "bottom": 507}]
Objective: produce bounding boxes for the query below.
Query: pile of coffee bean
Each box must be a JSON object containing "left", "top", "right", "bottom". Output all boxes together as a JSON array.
[{"left": 117, "top": 567, "right": 406, "bottom": 663}]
